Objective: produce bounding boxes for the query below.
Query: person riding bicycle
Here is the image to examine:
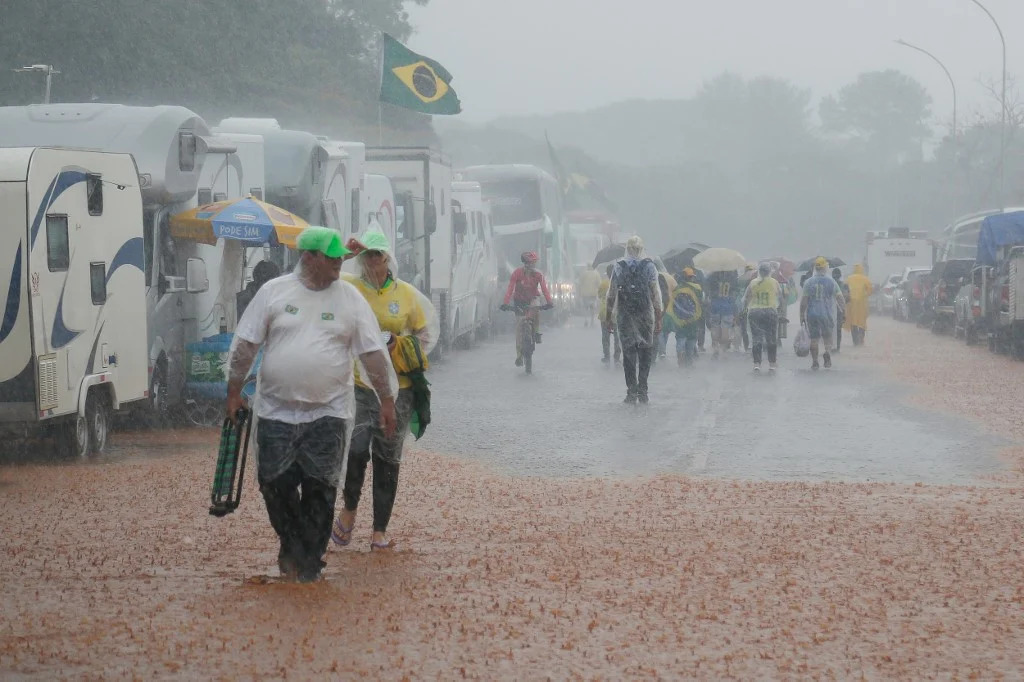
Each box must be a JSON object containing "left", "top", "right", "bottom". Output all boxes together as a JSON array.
[{"left": 501, "top": 251, "right": 554, "bottom": 366}]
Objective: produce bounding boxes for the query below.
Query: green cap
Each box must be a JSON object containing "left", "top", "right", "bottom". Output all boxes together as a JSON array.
[
  {"left": 296, "top": 226, "right": 349, "bottom": 258},
  {"left": 359, "top": 229, "right": 392, "bottom": 254}
]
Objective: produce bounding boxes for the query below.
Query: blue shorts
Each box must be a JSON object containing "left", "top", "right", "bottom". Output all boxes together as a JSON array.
[
  {"left": 708, "top": 313, "right": 734, "bottom": 329},
  {"left": 806, "top": 315, "right": 834, "bottom": 341}
]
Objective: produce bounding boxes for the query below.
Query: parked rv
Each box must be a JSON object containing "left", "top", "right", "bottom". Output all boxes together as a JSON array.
[
  {"left": 0, "top": 104, "right": 216, "bottom": 423},
  {"left": 450, "top": 180, "right": 499, "bottom": 345},
  {"left": 865, "top": 227, "right": 933, "bottom": 307},
  {"left": 366, "top": 147, "right": 462, "bottom": 351},
  {"left": 0, "top": 147, "right": 181, "bottom": 457}
]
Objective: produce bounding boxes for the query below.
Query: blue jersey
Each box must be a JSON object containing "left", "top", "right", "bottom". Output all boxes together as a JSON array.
[{"left": 802, "top": 275, "right": 838, "bottom": 318}]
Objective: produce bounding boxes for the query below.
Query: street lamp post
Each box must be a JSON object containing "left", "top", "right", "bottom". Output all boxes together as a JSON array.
[
  {"left": 894, "top": 39, "right": 958, "bottom": 215},
  {"left": 967, "top": 0, "right": 1006, "bottom": 208},
  {"left": 12, "top": 64, "right": 60, "bottom": 104}
]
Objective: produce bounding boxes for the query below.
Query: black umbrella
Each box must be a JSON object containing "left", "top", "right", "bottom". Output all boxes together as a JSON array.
[
  {"left": 661, "top": 245, "right": 705, "bottom": 273},
  {"left": 592, "top": 243, "right": 626, "bottom": 268},
  {"left": 796, "top": 256, "right": 846, "bottom": 271}
]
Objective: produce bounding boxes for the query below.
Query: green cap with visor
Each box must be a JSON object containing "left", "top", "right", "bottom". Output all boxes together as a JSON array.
[{"left": 296, "top": 226, "right": 349, "bottom": 258}]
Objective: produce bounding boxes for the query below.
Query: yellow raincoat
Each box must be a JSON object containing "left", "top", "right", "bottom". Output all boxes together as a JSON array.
[{"left": 844, "top": 264, "right": 873, "bottom": 330}]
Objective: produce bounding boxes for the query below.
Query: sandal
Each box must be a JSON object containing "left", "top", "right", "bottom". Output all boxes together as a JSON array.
[
  {"left": 330, "top": 516, "right": 354, "bottom": 547},
  {"left": 370, "top": 539, "right": 396, "bottom": 552}
]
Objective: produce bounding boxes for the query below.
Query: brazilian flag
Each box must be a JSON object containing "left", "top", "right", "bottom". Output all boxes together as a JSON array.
[{"left": 379, "top": 33, "right": 462, "bottom": 115}]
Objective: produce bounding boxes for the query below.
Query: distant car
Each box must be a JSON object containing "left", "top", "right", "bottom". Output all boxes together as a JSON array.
[
  {"left": 925, "top": 259, "right": 974, "bottom": 334},
  {"left": 892, "top": 267, "right": 933, "bottom": 322},
  {"left": 954, "top": 267, "right": 985, "bottom": 344},
  {"left": 874, "top": 273, "right": 902, "bottom": 313}
]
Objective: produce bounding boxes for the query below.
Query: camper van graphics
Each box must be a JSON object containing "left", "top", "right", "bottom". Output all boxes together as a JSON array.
[
  {"left": 50, "top": 237, "right": 144, "bottom": 350},
  {"left": 25, "top": 167, "right": 146, "bottom": 350},
  {"left": 0, "top": 245, "right": 22, "bottom": 345}
]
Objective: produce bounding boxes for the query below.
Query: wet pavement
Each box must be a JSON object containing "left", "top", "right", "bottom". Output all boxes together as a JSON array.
[{"left": 421, "top": 312, "right": 1005, "bottom": 484}]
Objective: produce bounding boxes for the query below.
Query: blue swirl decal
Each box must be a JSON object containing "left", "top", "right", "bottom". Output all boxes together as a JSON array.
[
  {"left": 105, "top": 237, "right": 145, "bottom": 285},
  {"left": 51, "top": 277, "right": 82, "bottom": 349},
  {"left": 0, "top": 245, "right": 22, "bottom": 344}
]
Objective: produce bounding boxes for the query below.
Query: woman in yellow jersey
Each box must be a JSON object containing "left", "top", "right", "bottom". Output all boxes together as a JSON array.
[
  {"left": 742, "top": 262, "right": 782, "bottom": 372},
  {"left": 332, "top": 230, "right": 432, "bottom": 551}
]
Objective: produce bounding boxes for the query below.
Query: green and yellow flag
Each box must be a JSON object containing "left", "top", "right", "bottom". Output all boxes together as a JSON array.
[{"left": 379, "top": 33, "right": 461, "bottom": 115}]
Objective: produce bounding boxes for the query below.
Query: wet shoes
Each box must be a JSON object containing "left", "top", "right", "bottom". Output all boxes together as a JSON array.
[
  {"left": 769, "top": 362, "right": 777, "bottom": 372},
  {"left": 811, "top": 361, "right": 820, "bottom": 370},
  {"left": 534, "top": 332, "right": 542, "bottom": 344},
  {"left": 515, "top": 355, "right": 523, "bottom": 367},
  {"left": 823, "top": 353, "right": 832, "bottom": 369},
  {"left": 753, "top": 364, "right": 761, "bottom": 372},
  {"left": 623, "top": 393, "right": 638, "bottom": 405}
]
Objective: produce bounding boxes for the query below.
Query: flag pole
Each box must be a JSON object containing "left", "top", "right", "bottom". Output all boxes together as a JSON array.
[{"left": 377, "top": 33, "right": 385, "bottom": 146}]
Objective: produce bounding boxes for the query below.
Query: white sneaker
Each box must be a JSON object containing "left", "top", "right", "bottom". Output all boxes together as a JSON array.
[
  {"left": 768, "top": 362, "right": 777, "bottom": 372},
  {"left": 753, "top": 364, "right": 761, "bottom": 372}
]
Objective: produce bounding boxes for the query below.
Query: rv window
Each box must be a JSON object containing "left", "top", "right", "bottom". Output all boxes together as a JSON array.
[
  {"left": 178, "top": 132, "right": 197, "bottom": 172},
  {"left": 143, "top": 209, "right": 155, "bottom": 284},
  {"left": 322, "top": 199, "right": 341, "bottom": 231},
  {"left": 46, "top": 215, "right": 70, "bottom": 272},
  {"left": 90, "top": 262, "right": 107, "bottom": 305},
  {"left": 86, "top": 174, "right": 103, "bottom": 216},
  {"left": 198, "top": 188, "right": 213, "bottom": 205}
]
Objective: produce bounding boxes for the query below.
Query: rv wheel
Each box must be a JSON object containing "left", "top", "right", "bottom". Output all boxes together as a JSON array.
[
  {"left": 86, "top": 391, "right": 110, "bottom": 455},
  {"left": 56, "top": 414, "right": 90, "bottom": 459}
]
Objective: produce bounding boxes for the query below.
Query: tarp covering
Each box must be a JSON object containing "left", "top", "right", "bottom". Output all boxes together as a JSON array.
[{"left": 977, "top": 211, "right": 1024, "bottom": 266}]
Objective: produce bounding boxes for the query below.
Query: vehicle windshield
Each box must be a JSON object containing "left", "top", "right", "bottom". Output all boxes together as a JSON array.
[{"left": 480, "top": 179, "right": 543, "bottom": 226}]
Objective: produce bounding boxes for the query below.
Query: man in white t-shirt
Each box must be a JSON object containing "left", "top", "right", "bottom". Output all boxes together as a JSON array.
[{"left": 226, "top": 226, "right": 396, "bottom": 582}]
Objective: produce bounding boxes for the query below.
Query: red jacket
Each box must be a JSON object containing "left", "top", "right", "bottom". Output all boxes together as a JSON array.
[{"left": 504, "top": 267, "right": 552, "bottom": 305}]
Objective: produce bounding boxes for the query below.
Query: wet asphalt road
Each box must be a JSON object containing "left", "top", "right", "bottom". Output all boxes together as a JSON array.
[{"left": 418, "top": 312, "right": 1005, "bottom": 484}]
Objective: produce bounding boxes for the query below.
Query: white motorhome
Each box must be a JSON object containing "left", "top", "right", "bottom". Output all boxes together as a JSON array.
[
  {"left": 217, "top": 119, "right": 327, "bottom": 271},
  {"left": 450, "top": 181, "right": 498, "bottom": 344},
  {"left": 194, "top": 131, "right": 266, "bottom": 334},
  {"left": 0, "top": 148, "right": 157, "bottom": 456},
  {"left": 363, "top": 173, "right": 397, "bottom": 238},
  {"left": 864, "top": 227, "right": 933, "bottom": 289},
  {"left": 0, "top": 104, "right": 215, "bottom": 421},
  {"left": 366, "top": 147, "right": 457, "bottom": 350}
]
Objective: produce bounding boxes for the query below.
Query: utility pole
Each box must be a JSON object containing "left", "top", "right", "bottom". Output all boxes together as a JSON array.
[{"left": 12, "top": 64, "right": 60, "bottom": 104}]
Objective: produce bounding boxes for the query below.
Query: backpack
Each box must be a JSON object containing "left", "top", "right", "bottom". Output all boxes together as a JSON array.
[
  {"left": 616, "top": 258, "right": 653, "bottom": 313},
  {"left": 667, "top": 284, "right": 702, "bottom": 326}
]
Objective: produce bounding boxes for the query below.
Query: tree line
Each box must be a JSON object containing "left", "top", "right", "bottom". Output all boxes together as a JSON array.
[{"left": 0, "top": 0, "right": 434, "bottom": 140}]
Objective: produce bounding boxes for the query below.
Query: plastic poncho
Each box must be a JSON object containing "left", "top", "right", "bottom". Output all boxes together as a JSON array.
[{"left": 844, "top": 264, "right": 873, "bottom": 330}]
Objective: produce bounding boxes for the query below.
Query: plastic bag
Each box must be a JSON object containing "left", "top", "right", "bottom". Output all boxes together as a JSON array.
[{"left": 793, "top": 324, "right": 810, "bottom": 357}]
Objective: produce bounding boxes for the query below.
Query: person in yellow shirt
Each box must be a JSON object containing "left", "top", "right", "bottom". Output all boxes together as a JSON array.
[
  {"left": 843, "top": 264, "right": 873, "bottom": 346},
  {"left": 598, "top": 264, "right": 620, "bottom": 364},
  {"left": 332, "top": 230, "right": 431, "bottom": 551},
  {"left": 742, "top": 262, "right": 782, "bottom": 372},
  {"left": 578, "top": 265, "right": 602, "bottom": 327}
]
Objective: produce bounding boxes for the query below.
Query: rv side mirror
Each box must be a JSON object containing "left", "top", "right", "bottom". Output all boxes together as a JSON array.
[
  {"left": 425, "top": 201, "right": 438, "bottom": 235},
  {"left": 453, "top": 212, "right": 467, "bottom": 236},
  {"left": 186, "top": 258, "right": 209, "bottom": 294}
]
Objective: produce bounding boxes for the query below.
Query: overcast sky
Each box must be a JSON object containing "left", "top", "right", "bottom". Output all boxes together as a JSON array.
[{"left": 408, "top": 0, "right": 1023, "bottom": 128}]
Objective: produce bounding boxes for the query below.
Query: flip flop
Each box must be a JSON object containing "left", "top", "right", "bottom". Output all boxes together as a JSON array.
[
  {"left": 370, "top": 539, "right": 396, "bottom": 552},
  {"left": 330, "top": 516, "right": 354, "bottom": 547}
]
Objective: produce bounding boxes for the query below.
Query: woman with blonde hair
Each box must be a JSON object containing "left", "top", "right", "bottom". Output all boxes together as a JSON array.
[{"left": 331, "top": 230, "right": 435, "bottom": 551}]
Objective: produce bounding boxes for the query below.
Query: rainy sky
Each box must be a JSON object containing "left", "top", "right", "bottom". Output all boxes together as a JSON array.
[{"left": 409, "top": 0, "right": 1024, "bottom": 125}]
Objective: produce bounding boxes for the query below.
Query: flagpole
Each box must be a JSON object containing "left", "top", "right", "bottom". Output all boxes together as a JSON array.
[{"left": 377, "top": 33, "right": 385, "bottom": 146}]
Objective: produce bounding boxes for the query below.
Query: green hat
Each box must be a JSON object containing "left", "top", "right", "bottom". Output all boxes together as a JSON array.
[
  {"left": 359, "top": 229, "right": 392, "bottom": 254},
  {"left": 296, "top": 226, "right": 349, "bottom": 258}
]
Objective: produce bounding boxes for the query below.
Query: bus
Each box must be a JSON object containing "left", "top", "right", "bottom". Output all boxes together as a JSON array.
[{"left": 458, "top": 164, "right": 575, "bottom": 317}]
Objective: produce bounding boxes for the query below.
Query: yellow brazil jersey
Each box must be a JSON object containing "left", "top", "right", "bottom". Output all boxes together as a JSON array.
[
  {"left": 342, "top": 273, "right": 427, "bottom": 389},
  {"left": 598, "top": 277, "right": 611, "bottom": 317},
  {"left": 747, "top": 277, "right": 780, "bottom": 310}
]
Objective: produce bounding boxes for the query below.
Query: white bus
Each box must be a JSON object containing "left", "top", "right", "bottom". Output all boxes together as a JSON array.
[{"left": 459, "top": 165, "right": 575, "bottom": 317}]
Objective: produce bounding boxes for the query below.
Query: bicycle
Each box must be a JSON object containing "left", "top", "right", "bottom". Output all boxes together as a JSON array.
[{"left": 501, "top": 301, "right": 552, "bottom": 374}]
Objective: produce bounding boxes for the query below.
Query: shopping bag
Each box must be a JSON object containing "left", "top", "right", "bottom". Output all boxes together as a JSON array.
[
  {"left": 793, "top": 324, "right": 810, "bottom": 357},
  {"left": 209, "top": 408, "right": 252, "bottom": 517}
]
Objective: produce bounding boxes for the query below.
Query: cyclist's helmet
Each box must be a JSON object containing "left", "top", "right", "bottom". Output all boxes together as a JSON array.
[{"left": 521, "top": 251, "right": 539, "bottom": 265}]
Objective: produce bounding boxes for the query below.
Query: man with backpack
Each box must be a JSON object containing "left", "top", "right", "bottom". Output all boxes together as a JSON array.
[
  {"left": 660, "top": 267, "right": 703, "bottom": 367},
  {"left": 604, "top": 236, "right": 662, "bottom": 404}
]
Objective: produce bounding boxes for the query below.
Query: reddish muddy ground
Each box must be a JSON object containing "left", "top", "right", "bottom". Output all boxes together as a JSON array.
[{"left": 1, "top": 318, "right": 1023, "bottom": 679}]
